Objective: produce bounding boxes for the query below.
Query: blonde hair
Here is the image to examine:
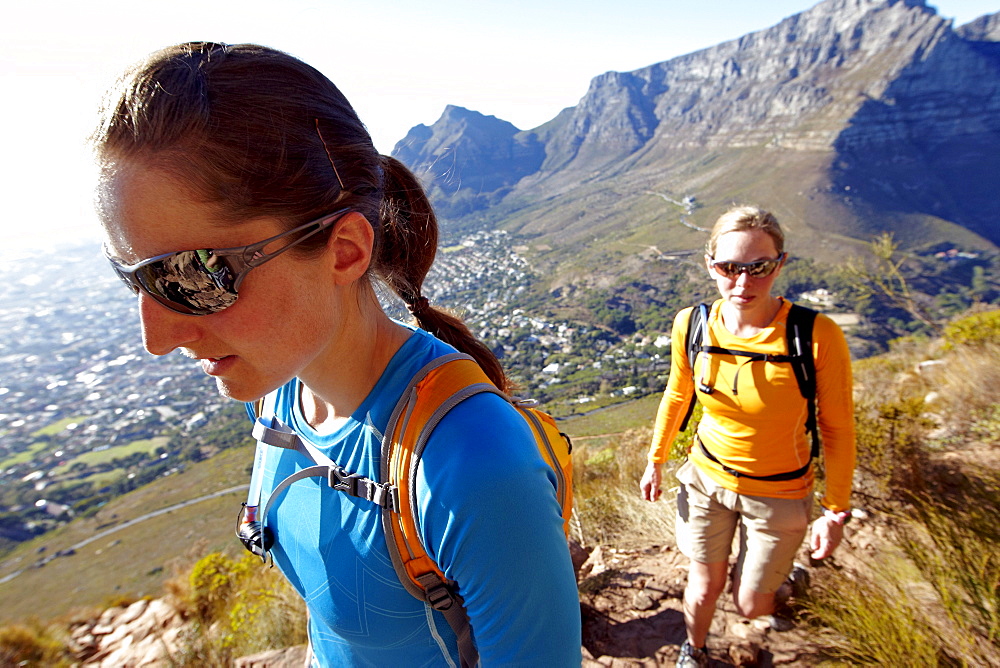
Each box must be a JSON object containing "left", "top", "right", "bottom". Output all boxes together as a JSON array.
[{"left": 705, "top": 206, "right": 785, "bottom": 257}]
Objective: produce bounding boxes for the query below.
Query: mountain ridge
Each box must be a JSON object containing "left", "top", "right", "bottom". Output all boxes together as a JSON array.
[{"left": 392, "top": 0, "right": 1000, "bottom": 277}]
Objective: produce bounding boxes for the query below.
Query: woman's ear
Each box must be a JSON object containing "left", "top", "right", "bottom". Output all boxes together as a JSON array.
[
  {"left": 325, "top": 212, "right": 374, "bottom": 285},
  {"left": 704, "top": 254, "right": 716, "bottom": 276},
  {"left": 774, "top": 252, "right": 788, "bottom": 277}
]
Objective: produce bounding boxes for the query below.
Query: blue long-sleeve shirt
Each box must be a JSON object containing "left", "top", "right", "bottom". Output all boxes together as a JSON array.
[{"left": 247, "top": 328, "right": 581, "bottom": 666}]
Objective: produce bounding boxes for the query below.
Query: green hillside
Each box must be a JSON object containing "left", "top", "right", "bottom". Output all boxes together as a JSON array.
[
  {"left": 0, "top": 446, "right": 253, "bottom": 624},
  {"left": 0, "top": 394, "right": 669, "bottom": 625}
]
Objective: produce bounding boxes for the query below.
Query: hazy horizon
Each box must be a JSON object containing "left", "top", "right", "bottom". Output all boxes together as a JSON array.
[{"left": 2, "top": 0, "right": 995, "bottom": 253}]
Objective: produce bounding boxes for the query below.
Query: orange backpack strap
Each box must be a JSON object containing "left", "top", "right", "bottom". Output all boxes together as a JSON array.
[
  {"left": 511, "top": 400, "right": 574, "bottom": 536},
  {"left": 247, "top": 352, "right": 572, "bottom": 668},
  {"left": 380, "top": 353, "right": 501, "bottom": 668}
]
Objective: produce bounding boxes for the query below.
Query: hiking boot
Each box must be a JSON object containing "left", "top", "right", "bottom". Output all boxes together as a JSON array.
[
  {"left": 787, "top": 562, "right": 810, "bottom": 598},
  {"left": 677, "top": 640, "right": 709, "bottom": 668},
  {"left": 766, "top": 614, "right": 794, "bottom": 632},
  {"left": 776, "top": 562, "right": 810, "bottom": 603}
]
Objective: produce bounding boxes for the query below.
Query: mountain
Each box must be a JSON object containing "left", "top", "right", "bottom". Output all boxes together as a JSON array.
[
  {"left": 392, "top": 105, "right": 545, "bottom": 218},
  {"left": 393, "top": 0, "right": 1000, "bottom": 277},
  {"left": 956, "top": 11, "right": 1000, "bottom": 40}
]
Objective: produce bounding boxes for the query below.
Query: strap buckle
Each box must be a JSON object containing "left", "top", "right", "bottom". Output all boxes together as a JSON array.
[
  {"left": 370, "top": 482, "right": 400, "bottom": 511},
  {"left": 416, "top": 572, "right": 457, "bottom": 611},
  {"left": 327, "top": 467, "right": 399, "bottom": 510},
  {"left": 329, "top": 466, "right": 363, "bottom": 496}
]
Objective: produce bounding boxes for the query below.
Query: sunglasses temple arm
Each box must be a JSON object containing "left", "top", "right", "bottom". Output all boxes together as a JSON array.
[{"left": 238, "top": 209, "right": 349, "bottom": 268}]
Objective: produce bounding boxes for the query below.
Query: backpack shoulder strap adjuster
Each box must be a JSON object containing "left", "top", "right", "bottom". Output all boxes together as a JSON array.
[{"left": 415, "top": 571, "right": 458, "bottom": 611}]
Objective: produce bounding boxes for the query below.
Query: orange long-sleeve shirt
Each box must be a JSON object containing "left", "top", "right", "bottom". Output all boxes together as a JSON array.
[{"left": 648, "top": 298, "right": 856, "bottom": 512}]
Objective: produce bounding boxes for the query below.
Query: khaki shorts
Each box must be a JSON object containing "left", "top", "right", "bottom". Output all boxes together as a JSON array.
[{"left": 674, "top": 459, "right": 811, "bottom": 594}]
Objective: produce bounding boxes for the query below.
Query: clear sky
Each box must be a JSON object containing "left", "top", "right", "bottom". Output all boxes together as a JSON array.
[{"left": 1, "top": 0, "right": 995, "bottom": 253}]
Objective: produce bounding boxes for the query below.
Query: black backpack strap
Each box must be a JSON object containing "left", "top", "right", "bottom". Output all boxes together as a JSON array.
[
  {"left": 786, "top": 304, "right": 819, "bottom": 459},
  {"left": 696, "top": 436, "right": 813, "bottom": 481},
  {"left": 693, "top": 302, "right": 821, "bottom": 482}
]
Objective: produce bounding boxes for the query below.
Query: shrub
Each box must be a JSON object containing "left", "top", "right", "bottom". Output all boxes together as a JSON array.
[
  {"left": 852, "top": 396, "right": 931, "bottom": 504},
  {"left": 0, "top": 621, "right": 71, "bottom": 667},
  {"left": 188, "top": 552, "right": 253, "bottom": 624},
  {"left": 172, "top": 552, "right": 307, "bottom": 666},
  {"left": 942, "top": 308, "right": 1000, "bottom": 349}
]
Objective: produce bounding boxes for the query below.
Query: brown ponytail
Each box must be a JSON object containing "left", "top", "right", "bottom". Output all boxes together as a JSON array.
[
  {"left": 375, "top": 156, "right": 511, "bottom": 393},
  {"left": 94, "top": 42, "right": 510, "bottom": 392}
]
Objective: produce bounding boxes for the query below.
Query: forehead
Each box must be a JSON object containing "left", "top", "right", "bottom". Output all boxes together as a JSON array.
[
  {"left": 99, "top": 161, "right": 248, "bottom": 262},
  {"left": 712, "top": 228, "right": 779, "bottom": 259}
]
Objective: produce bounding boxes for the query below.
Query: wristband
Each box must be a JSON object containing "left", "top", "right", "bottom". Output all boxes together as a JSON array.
[{"left": 823, "top": 508, "right": 851, "bottom": 525}]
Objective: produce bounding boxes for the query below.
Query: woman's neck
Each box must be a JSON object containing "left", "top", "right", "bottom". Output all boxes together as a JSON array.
[
  {"left": 719, "top": 296, "right": 783, "bottom": 338},
  {"left": 297, "top": 292, "right": 412, "bottom": 434}
]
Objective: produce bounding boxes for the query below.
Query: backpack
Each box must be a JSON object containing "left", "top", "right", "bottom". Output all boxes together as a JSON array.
[
  {"left": 680, "top": 301, "right": 819, "bottom": 481},
  {"left": 238, "top": 352, "right": 573, "bottom": 668}
]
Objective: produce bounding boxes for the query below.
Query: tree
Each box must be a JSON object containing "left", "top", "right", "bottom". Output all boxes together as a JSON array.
[{"left": 845, "top": 233, "right": 941, "bottom": 334}]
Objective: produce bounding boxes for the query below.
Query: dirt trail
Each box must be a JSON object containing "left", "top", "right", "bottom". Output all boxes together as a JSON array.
[{"left": 575, "top": 538, "right": 851, "bottom": 667}]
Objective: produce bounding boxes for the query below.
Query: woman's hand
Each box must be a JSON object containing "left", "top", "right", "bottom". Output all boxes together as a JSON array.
[
  {"left": 639, "top": 462, "right": 663, "bottom": 501},
  {"left": 809, "top": 515, "right": 845, "bottom": 560}
]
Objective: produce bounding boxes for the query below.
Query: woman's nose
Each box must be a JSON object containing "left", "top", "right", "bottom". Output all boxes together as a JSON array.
[
  {"left": 138, "top": 293, "right": 202, "bottom": 355},
  {"left": 735, "top": 270, "right": 752, "bottom": 286}
]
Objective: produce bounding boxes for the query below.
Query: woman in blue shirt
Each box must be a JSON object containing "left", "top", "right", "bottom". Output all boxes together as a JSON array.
[{"left": 94, "top": 42, "right": 581, "bottom": 666}]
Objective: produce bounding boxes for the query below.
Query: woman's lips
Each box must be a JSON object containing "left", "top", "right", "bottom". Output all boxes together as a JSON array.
[{"left": 201, "top": 355, "right": 236, "bottom": 376}]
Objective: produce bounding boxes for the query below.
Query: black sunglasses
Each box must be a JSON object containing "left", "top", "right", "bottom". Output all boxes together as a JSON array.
[
  {"left": 710, "top": 253, "right": 786, "bottom": 279},
  {"left": 105, "top": 208, "right": 351, "bottom": 315}
]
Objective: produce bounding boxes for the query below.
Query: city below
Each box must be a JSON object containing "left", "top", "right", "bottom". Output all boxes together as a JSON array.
[{"left": 0, "top": 231, "right": 671, "bottom": 539}]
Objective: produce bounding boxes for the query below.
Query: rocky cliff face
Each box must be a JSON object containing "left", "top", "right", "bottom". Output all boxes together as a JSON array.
[
  {"left": 393, "top": 0, "right": 1000, "bottom": 257},
  {"left": 832, "top": 15, "right": 1000, "bottom": 243},
  {"left": 392, "top": 105, "right": 544, "bottom": 217},
  {"left": 544, "top": 0, "right": 953, "bottom": 162},
  {"left": 957, "top": 11, "right": 1000, "bottom": 41}
]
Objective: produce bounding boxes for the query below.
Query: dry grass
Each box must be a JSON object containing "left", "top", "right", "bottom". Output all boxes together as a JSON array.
[
  {"left": 0, "top": 619, "right": 74, "bottom": 667},
  {"left": 2, "top": 309, "right": 998, "bottom": 664},
  {"left": 805, "top": 560, "right": 945, "bottom": 667},
  {"left": 803, "top": 309, "right": 1000, "bottom": 666},
  {"left": 570, "top": 407, "right": 701, "bottom": 549},
  {"left": 572, "top": 426, "right": 676, "bottom": 548},
  {"left": 166, "top": 552, "right": 307, "bottom": 667}
]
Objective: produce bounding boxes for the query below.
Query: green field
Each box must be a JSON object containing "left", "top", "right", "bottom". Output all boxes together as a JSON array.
[
  {"left": 53, "top": 437, "right": 169, "bottom": 474},
  {"left": 559, "top": 393, "right": 660, "bottom": 438},
  {"left": 33, "top": 416, "right": 89, "bottom": 438},
  {"left": 0, "top": 445, "right": 254, "bottom": 624},
  {"left": 0, "top": 416, "right": 92, "bottom": 470},
  {"left": 0, "top": 440, "right": 51, "bottom": 469}
]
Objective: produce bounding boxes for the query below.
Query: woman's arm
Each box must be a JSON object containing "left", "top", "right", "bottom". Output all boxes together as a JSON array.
[
  {"left": 417, "top": 393, "right": 581, "bottom": 666},
  {"left": 642, "top": 307, "right": 698, "bottom": 501},
  {"left": 648, "top": 307, "right": 698, "bottom": 464},
  {"left": 813, "top": 314, "right": 857, "bottom": 512}
]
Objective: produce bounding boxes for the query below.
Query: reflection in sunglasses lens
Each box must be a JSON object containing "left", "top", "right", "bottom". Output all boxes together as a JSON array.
[{"left": 714, "top": 259, "right": 779, "bottom": 279}]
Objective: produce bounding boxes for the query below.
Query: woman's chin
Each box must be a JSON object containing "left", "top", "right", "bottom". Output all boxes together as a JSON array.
[{"left": 213, "top": 378, "right": 256, "bottom": 403}]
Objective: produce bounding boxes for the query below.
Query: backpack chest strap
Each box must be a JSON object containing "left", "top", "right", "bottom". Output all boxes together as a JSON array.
[
  {"left": 252, "top": 417, "right": 400, "bottom": 534},
  {"left": 699, "top": 345, "right": 797, "bottom": 364},
  {"left": 699, "top": 345, "right": 801, "bottom": 395}
]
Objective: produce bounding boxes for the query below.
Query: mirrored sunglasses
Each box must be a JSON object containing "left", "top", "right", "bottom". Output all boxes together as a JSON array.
[
  {"left": 710, "top": 253, "right": 786, "bottom": 279},
  {"left": 105, "top": 208, "right": 351, "bottom": 316}
]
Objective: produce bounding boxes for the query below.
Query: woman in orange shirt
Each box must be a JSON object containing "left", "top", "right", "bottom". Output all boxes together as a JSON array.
[{"left": 639, "top": 206, "right": 856, "bottom": 668}]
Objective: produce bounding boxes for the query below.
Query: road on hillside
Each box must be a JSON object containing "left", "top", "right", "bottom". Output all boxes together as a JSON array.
[{"left": 0, "top": 484, "right": 247, "bottom": 586}]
